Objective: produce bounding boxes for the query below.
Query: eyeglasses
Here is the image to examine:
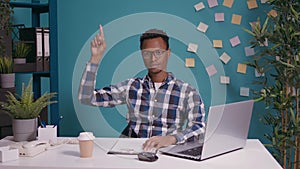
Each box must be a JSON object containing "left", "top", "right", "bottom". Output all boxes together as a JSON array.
[{"left": 141, "top": 49, "right": 167, "bottom": 58}]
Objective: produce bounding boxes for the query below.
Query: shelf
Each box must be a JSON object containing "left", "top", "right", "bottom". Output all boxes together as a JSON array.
[
  {"left": 13, "top": 63, "right": 37, "bottom": 72},
  {"left": 9, "top": 2, "right": 49, "bottom": 13},
  {"left": 13, "top": 63, "right": 50, "bottom": 74},
  {"left": 8, "top": 0, "right": 59, "bottom": 125}
]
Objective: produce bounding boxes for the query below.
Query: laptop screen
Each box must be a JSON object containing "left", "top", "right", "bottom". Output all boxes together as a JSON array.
[{"left": 201, "top": 99, "right": 254, "bottom": 160}]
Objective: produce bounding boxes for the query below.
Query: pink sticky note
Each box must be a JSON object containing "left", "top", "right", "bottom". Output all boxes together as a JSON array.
[
  {"left": 220, "top": 52, "right": 231, "bottom": 64},
  {"left": 215, "top": 13, "right": 225, "bottom": 22},
  {"left": 230, "top": 36, "right": 241, "bottom": 47},
  {"left": 206, "top": 64, "right": 217, "bottom": 77},
  {"left": 220, "top": 76, "right": 230, "bottom": 84},
  {"left": 197, "top": 22, "right": 209, "bottom": 33},
  {"left": 207, "top": 0, "right": 218, "bottom": 8},
  {"left": 240, "top": 87, "right": 250, "bottom": 97},
  {"left": 244, "top": 46, "right": 255, "bottom": 56}
]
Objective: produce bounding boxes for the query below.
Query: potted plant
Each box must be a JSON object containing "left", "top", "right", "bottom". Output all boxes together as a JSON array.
[
  {"left": 243, "top": 1, "right": 299, "bottom": 169},
  {"left": 0, "top": 56, "right": 15, "bottom": 88},
  {"left": 0, "top": 79, "right": 57, "bottom": 141},
  {"left": 13, "top": 41, "right": 31, "bottom": 64}
]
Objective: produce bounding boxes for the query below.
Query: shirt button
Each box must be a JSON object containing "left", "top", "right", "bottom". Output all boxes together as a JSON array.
[
  {"left": 152, "top": 115, "right": 155, "bottom": 118},
  {"left": 152, "top": 126, "right": 155, "bottom": 129},
  {"left": 154, "top": 99, "right": 157, "bottom": 102}
]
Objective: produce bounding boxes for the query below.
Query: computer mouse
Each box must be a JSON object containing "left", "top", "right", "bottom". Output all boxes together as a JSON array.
[{"left": 138, "top": 152, "right": 158, "bottom": 162}]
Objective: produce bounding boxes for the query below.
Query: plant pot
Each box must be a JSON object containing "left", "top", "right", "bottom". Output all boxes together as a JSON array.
[
  {"left": 0, "top": 73, "right": 15, "bottom": 88},
  {"left": 13, "top": 58, "right": 26, "bottom": 64},
  {"left": 12, "top": 118, "right": 37, "bottom": 142}
]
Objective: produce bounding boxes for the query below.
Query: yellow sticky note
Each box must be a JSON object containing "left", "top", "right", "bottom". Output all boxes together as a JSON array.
[
  {"left": 185, "top": 58, "right": 195, "bottom": 67},
  {"left": 268, "top": 10, "right": 278, "bottom": 17},
  {"left": 231, "top": 14, "right": 242, "bottom": 25},
  {"left": 247, "top": 0, "right": 258, "bottom": 9},
  {"left": 213, "top": 40, "right": 223, "bottom": 48},
  {"left": 237, "top": 63, "right": 247, "bottom": 74},
  {"left": 223, "top": 0, "right": 234, "bottom": 8}
]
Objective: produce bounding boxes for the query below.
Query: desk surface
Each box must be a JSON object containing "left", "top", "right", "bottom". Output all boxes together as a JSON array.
[{"left": 0, "top": 138, "right": 282, "bottom": 169}]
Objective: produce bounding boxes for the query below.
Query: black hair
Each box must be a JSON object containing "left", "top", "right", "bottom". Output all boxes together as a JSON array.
[{"left": 139, "top": 29, "right": 169, "bottom": 50}]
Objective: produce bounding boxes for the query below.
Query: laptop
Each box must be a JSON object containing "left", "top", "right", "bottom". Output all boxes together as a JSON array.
[{"left": 159, "top": 99, "right": 254, "bottom": 161}]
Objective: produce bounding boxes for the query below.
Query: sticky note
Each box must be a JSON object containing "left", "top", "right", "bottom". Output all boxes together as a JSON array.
[
  {"left": 261, "top": 0, "right": 267, "bottom": 3},
  {"left": 194, "top": 2, "right": 205, "bottom": 11},
  {"left": 215, "top": 13, "right": 225, "bottom": 22},
  {"left": 207, "top": 0, "right": 218, "bottom": 8},
  {"left": 255, "top": 68, "right": 265, "bottom": 77},
  {"left": 247, "top": 0, "right": 258, "bottom": 9},
  {"left": 206, "top": 64, "right": 217, "bottom": 77},
  {"left": 237, "top": 63, "right": 247, "bottom": 74},
  {"left": 244, "top": 46, "right": 255, "bottom": 56},
  {"left": 220, "top": 76, "right": 230, "bottom": 84},
  {"left": 213, "top": 40, "right": 223, "bottom": 48},
  {"left": 259, "top": 38, "right": 268, "bottom": 46},
  {"left": 187, "top": 43, "right": 198, "bottom": 53},
  {"left": 268, "top": 10, "right": 278, "bottom": 17},
  {"left": 197, "top": 22, "right": 209, "bottom": 33},
  {"left": 220, "top": 52, "right": 231, "bottom": 64},
  {"left": 231, "top": 14, "right": 242, "bottom": 25},
  {"left": 185, "top": 58, "right": 195, "bottom": 67},
  {"left": 240, "top": 87, "right": 250, "bottom": 97},
  {"left": 223, "top": 0, "right": 234, "bottom": 8},
  {"left": 230, "top": 36, "right": 241, "bottom": 47}
]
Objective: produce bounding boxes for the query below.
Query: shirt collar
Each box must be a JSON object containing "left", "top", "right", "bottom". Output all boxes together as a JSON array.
[{"left": 144, "top": 72, "right": 175, "bottom": 85}]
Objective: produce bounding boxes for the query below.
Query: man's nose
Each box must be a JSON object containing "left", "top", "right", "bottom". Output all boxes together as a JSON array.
[{"left": 151, "top": 53, "right": 158, "bottom": 61}]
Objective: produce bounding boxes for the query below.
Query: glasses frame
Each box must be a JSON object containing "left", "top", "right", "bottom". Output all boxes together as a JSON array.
[{"left": 141, "top": 49, "right": 167, "bottom": 58}]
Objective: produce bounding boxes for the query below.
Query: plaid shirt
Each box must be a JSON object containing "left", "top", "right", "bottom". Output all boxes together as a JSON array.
[{"left": 78, "top": 62, "right": 205, "bottom": 143}]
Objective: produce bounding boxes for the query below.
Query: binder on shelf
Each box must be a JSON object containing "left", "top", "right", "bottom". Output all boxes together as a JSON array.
[
  {"left": 43, "top": 28, "right": 50, "bottom": 72},
  {"left": 19, "top": 27, "right": 44, "bottom": 72}
]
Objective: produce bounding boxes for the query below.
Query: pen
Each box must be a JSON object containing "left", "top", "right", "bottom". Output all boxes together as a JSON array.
[
  {"left": 38, "top": 115, "right": 46, "bottom": 128},
  {"left": 53, "top": 116, "right": 63, "bottom": 128}
]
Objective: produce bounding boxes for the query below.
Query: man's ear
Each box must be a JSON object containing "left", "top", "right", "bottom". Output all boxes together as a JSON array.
[{"left": 167, "top": 49, "right": 171, "bottom": 58}]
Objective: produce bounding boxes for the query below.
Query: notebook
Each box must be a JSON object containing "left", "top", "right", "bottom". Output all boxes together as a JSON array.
[
  {"left": 107, "top": 138, "right": 147, "bottom": 155},
  {"left": 159, "top": 99, "right": 254, "bottom": 161}
]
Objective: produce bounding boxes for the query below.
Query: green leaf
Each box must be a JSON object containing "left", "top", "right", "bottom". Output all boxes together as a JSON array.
[{"left": 0, "top": 79, "right": 57, "bottom": 119}]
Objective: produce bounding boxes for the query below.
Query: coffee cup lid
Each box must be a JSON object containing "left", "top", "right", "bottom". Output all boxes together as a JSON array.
[{"left": 78, "top": 132, "right": 95, "bottom": 141}]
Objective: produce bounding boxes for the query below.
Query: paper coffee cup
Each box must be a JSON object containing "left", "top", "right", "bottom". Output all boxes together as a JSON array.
[{"left": 78, "top": 132, "right": 95, "bottom": 158}]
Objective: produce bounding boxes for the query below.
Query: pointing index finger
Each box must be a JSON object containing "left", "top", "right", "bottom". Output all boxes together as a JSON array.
[{"left": 99, "top": 24, "right": 104, "bottom": 38}]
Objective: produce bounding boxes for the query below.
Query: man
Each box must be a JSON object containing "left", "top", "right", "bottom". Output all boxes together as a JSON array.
[{"left": 78, "top": 25, "right": 205, "bottom": 151}]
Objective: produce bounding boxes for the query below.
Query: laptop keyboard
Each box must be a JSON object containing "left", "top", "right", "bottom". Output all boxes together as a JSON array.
[{"left": 178, "top": 146, "right": 203, "bottom": 156}]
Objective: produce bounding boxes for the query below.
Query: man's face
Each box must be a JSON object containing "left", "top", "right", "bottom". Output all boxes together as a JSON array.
[{"left": 141, "top": 37, "right": 170, "bottom": 74}]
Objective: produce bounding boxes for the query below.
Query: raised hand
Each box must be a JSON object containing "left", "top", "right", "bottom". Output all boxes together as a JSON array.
[{"left": 90, "top": 24, "right": 106, "bottom": 64}]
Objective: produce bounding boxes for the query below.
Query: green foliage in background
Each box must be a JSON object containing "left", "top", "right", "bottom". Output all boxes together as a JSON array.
[
  {"left": 0, "top": 56, "right": 13, "bottom": 73},
  {"left": 0, "top": 0, "right": 14, "bottom": 56},
  {"left": 244, "top": 0, "right": 300, "bottom": 169},
  {"left": 0, "top": 79, "right": 57, "bottom": 119},
  {"left": 13, "top": 41, "right": 31, "bottom": 58}
]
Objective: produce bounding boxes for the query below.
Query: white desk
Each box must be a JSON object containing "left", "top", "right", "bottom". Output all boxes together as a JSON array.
[{"left": 0, "top": 138, "right": 282, "bottom": 169}]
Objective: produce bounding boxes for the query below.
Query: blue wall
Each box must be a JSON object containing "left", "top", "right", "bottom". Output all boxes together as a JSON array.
[
  {"left": 13, "top": 0, "right": 272, "bottom": 143},
  {"left": 57, "top": 0, "right": 271, "bottom": 140}
]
